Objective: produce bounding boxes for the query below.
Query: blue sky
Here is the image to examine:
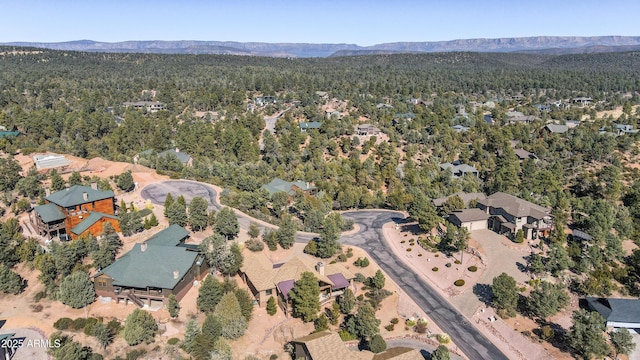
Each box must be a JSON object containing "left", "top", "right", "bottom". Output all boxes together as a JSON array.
[{"left": 2, "top": 0, "right": 638, "bottom": 46}]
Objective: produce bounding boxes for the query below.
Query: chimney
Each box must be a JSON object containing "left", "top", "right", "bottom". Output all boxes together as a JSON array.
[
  {"left": 306, "top": 182, "right": 310, "bottom": 189},
  {"left": 315, "top": 262, "right": 325, "bottom": 276},
  {"left": 90, "top": 182, "right": 98, "bottom": 190},
  {"left": 173, "top": 269, "right": 180, "bottom": 279},
  {"left": 82, "top": 192, "right": 88, "bottom": 201},
  {"left": 175, "top": 147, "right": 180, "bottom": 153},
  {"left": 140, "top": 242, "right": 147, "bottom": 252},
  {"left": 45, "top": 187, "right": 51, "bottom": 196}
]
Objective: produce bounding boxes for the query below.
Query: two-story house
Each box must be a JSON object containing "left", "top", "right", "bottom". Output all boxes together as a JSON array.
[
  {"left": 30, "top": 185, "right": 120, "bottom": 240},
  {"left": 476, "top": 192, "right": 552, "bottom": 240}
]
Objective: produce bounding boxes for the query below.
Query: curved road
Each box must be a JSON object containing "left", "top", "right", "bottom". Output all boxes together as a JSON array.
[
  {"left": 141, "top": 181, "right": 507, "bottom": 359},
  {"left": 341, "top": 211, "right": 507, "bottom": 360}
]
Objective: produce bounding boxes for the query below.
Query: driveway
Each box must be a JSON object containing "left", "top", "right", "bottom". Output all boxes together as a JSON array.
[
  {"left": 451, "top": 229, "right": 532, "bottom": 317},
  {"left": 341, "top": 211, "right": 508, "bottom": 360},
  {"left": 141, "top": 180, "right": 221, "bottom": 211}
]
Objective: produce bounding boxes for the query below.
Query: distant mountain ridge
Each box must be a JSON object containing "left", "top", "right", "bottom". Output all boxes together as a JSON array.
[{"left": 3, "top": 36, "right": 640, "bottom": 57}]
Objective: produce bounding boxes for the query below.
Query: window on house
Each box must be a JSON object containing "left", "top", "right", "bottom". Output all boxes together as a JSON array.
[
  {"left": 97, "top": 278, "right": 107, "bottom": 287},
  {"left": 265, "top": 289, "right": 272, "bottom": 295}
]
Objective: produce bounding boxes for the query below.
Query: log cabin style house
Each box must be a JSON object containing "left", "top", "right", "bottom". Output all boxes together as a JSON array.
[
  {"left": 93, "top": 225, "right": 207, "bottom": 307},
  {"left": 29, "top": 185, "right": 120, "bottom": 240}
]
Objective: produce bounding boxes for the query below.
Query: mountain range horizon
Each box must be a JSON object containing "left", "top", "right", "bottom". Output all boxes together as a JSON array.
[{"left": 3, "top": 35, "right": 640, "bottom": 58}]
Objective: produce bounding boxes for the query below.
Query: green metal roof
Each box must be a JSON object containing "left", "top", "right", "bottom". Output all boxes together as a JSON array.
[
  {"left": 71, "top": 212, "right": 119, "bottom": 235},
  {"left": 146, "top": 224, "right": 189, "bottom": 247},
  {"left": 100, "top": 243, "right": 199, "bottom": 289},
  {"left": 0, "top": 131, "right": 20, "bottom": 138},
  {"left": 46, "top": 185, "right": 114, "bottom": 208},
  {"left": 159, "top": 149, "right": 192, "bottom": 164},
  {"left": 34, "top": 203, "right": 65, "bottom": 223},
  {"left": 260, "top": 178, "right": 316, "bottom": 197},
  {"left": 299, "top": 121, "right": 322, "bottom": 130}
]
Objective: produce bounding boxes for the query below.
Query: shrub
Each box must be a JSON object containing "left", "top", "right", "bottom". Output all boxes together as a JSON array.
[
  {"left": 418, "top": 253, "right": 423, "bottom": 257},
  {"left": 405, "top": 318, "right": 417, "bottom": 327},
  {"left": 384, "top": 324, "right": 395, "bottom": 331},
  {"left": 354, "top": 273, "right": 367, "bottom": 283},
  {"left": 270, "top": 355, "right": 278, "bottom": 360},
  {"left": 54, "top": 317, "right": 73, "bottom": 330},
  {"left": 338, "top": 330, "right": 357, "bottom": 341},
  {"left": 106, "top": 319, "right": 122, "bottom": 334},
  {"left": 245, "top": 239, "right": 264, "bottom": 252},
  {"left": 125, "top": 349, "right": 147, "bottom": 360},
  {"left": 468, "top": 266, "right": 478, "bottom": 272},
  {"left": 540, "top": 325, "right": 554, "bottom": 341},
  {"left": 34, "top": 291, "right": 47, "bottom": 302},
  {"left": 445, "top": 262, "right": 452, "bottom": 268},
  {"left": 454, "top": 260, "right": 461, "bottom": 264},
  {"left": 337, "top": 254, "right": 347, "bottom": 262},
  {"left": 72, "top": 317, "right": 87, "bottom": 331},
  {"left": 454, "top": 279, "right": 465, "bottom": 287},
  {"left": 435, "top": 254, "right": 439, "bottom": 257},
  {"left": 354, "top": 258, "right": 370, "bottom": 268},
  {"left": 346, "top": 248, "right": 354, "bottom": 258},
  {"left": 400, "top": 240, "right": 406, "bottom": 244},
  {"left": 406, "top": 248, "right": 412, "bottom": 252},
  {"left": 390, "top": 318, "right": 399, "bottom": 324},
  {"left": 83, "top": 317, "right": 99, "bottom": 335},
  {"left": 437, "top": 333, "right": 451, "bottom": 344},
  {"left": 415, "top": 321, "right": 427, "bottom": 334},
  {"left": 432, "top": 267, "right": 439, "bottom": 272},
  {"left": 167, "top": 337, "right": 180, "bottom": 345}
]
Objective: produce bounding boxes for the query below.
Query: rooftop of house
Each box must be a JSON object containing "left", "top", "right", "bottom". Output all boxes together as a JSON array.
[
  {"left": 33, "top": 202, "right": 66, "bottom": 223},
  {"left": 97, "top": 225, "right": 200, "bottom": 289},
  {"left": 478, "top": 192, "right": 550, "bottom": 219},
  {"left": 513, "top": 148, "right": 538, "bottom": 160},
  {"left": 241, "top": 251, "right": 355, "bottom": 293},
  {"left": 585, "top": 297, "right": 640, "bottom": 324},
  {"left": 292, "top": 331, "right": 423, "bottom": 360},
  {"left": 261, "top": 178, "right": 317, "bottom": 197},
  {"left": 70, "top": 212, "right": 119, "bottom": 235},
  {"left": 0, "top": 131, "right": 20, "bottom": 138},
  {"left": 433, "top": 192, "right": 487, "bottom": 207},
  {"left": 449, "top": 208, "right": 490, "bottom": 223},
  {"left": 299, "top": 121, "right": 323, "bottom": 130},
  {"left": 46, "top": 185, "right": 115, "bottom": 208},
  {"left": 33, "top": 154, "right": 70, "bottom": 170},
  {"left": 451, "top": 124, "right": 470, "bottom": 132},
  {"left": 544, "top": 124, "right": 569, "bottom": 134},
  {"left": 159, "top": 148, "right": 192, "bottom": 164},
  {"left": 146, "top": 224, "right": 190, "bottom": 247},
  {"left": 439, "top": 161, "right": 478, "bottom": 175}
]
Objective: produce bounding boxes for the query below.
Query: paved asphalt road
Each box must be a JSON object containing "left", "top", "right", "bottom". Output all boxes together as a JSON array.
[
  {"left": 341, "top": 211, "right": 508, "bottom": 360},
  {"left": 141, "top": 181, "right": 507, "bottom": 359}
]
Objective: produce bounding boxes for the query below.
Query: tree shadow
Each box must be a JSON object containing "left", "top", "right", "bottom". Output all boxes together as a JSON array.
[
  {"left": 473, "top": 283, "right": 493, "bottom": 305},
  {"left": 531, "top": 320, "right": 570, "bottom": 353},
  {"left": 516, "top": 261, "right": 528, "bottom": 273},
  {"left": 420, "top": 349, "right": 429, "bottom": 359}
]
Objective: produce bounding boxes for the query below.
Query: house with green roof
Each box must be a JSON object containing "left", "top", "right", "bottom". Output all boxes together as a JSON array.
[
  {"left": 260, "top": 178, "right": 318, "bottom": 198},
  {"left": 134, "top": 148, "right": 193, "bottom": 167},
  {"left": 29, "top": 185, "right": 119, "bottom": 239},
  {"left": 94, "top": 225, "right": 206, "bottom": 307}
]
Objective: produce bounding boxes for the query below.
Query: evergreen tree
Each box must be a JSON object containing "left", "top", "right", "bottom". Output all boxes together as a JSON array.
[
  {"left": 213, "top": 292, "right": 248, "bottom": 340},
  {"left": 289, "top": 271, "right": 320, "bottom": 322},
  {"left": 202, "top": 314, "right": 222, "bottom": 340},
  {"left": 57, "top": 271, "right": 95, "bottom": 309},
  {"left": 431, "top": 345, "right": 451, "bottom": 360},
  {"left": 408, "top": 191, "right": 439, "bottom": 232},
  {"left": 339, "top": 288, "right": 356, "bottom": 314},
  {"left": 188, "top": 196, "right": 209, "bottom": 231},
  {"left": 0, "top": 264, "right": 24, "bottom": 294},
  {"left": 181, "top": 319, "right": 200, "bottom": 353},
  {"left": 369, "top": 334, "right": 387, "bottom": 353},
  {"left": 214, "top": 207, "right": 240, "bottom": 240},
  {"left": 92, "top": 322, "right": 114, "bottom": 350},
  {"left": 347, "top": 302, "right": 380, "bottom": 341},
  {"left": 264, "top": 230, "right": 279, "bottom": 251},
  {"left": 163, "top": 193, "right": 174, "bottom": 217},
  {"left": 68, "top": 172, "right": 83, "bottom": 186},
  {"left": 50, "top": 169, "right": 66, "bottom": 192},
  {"left": 116, "top": 170, "right": 134, "bottom": 191},
  {"left": 276, "top": 214, "right": 297, "bottom": 249},
  {"left": 316, "top": 215, "right": 340, "bottom": 258},
  {"left": 197, "top": 275, "right": 224, "bottom": 313},
  {"left": 266, "top": 296, "right": 278, "bottom": 316},
  {"left": 368, "top": 270, "right": 386, "bottom": 290},
  {"left": 167, "top": 201, "right": 188, "bottom": 227},
  {"left": 191, "top": 332, "right": 215, "bottom": 360},
  {"left": 526, "top": 281, "right": 569, "bottom": 320},
  {"left": 122, "top": 308, "right": 157, "bottom": 346},
  {"left": 610, "top": 328, "right": 635, "bottom": 358},
  {"left": 491, "top": 273, "right": 518, "bottom": 317},
  {"left": 167, "top": 294, "right": 180, "bottom": 318},
  {"left": 567, "top": 309, "right": 609, "bottom": 360},
  {"left": 248, "top": 222, "right": 261, "bottom": 239}
]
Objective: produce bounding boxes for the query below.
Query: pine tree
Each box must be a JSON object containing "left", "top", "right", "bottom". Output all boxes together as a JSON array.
[
  {"left": 369, "top": 334, "right": 387, "bottom": 353},
  {"left": 167, "top": 294, "right": 180, "bottom": 318},
  {"left": 201, "top": 314, "right": 222, "bottom": 340},
  {"left": 197, "top": 275, "right": 224, "bottom": 313},
  {"left": 213, "top": 292, "right": 247, "bottom": 340},
  {"left": 214, "top": 207, "right": 240, "bottom": 240},
  {"left": 163, "top": 193, "right": 174, "bottom": 217},
  {"left": 181, "top": 319, "right": 200, "bottom": 353},
  {"left": 266, "top": 296, "right": 278, "bottom": 316},
  {"left": 57, "top": 271, "right": 95, "bottom": 309},
  {"left": 289, "top": 271, "right": 320, "bottom": 322},
  {"left": 167, "top": 202, "right": 188, "bottom": 227},
  {"left": 188, "top": 196, "right": 209, "bottom": 231},
  {"left": 339, "top": 288, "right": 356, "bottom": 314},
  {"left": 122, "top": 308, "right": 157, "bottom": 346}
]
